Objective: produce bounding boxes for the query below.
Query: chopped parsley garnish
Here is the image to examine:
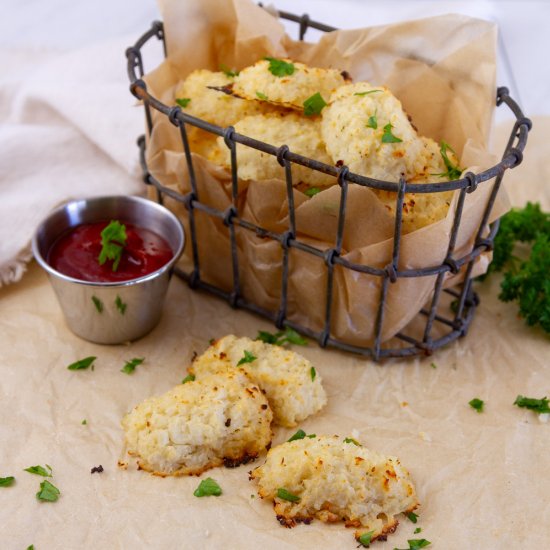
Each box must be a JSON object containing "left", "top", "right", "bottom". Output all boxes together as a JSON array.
[
  {"left": 469, "top": 398, "right": 484, "bottom": 413},
  {"left": 24, "top": 465, "right": 53, "bottom": 477},
  {"left": 276, "top": 488, "right": 300, "bottom": 502},
  {"left": 98, "top": 220, "right": 127, "bottom": 272},
  {"left": 237, "top": 350, "right": 257, "bottom": 366},
  {"left": 193, "top": 477, "right": 222, "bottom": 497},
  {"left": 381, "top": 123, "right": 402, "bottom": 143},
  {"left": 354, "top": 90, "right": 382, "bottom": 96},
  {"left": 430, "top": 362, "right": 437, "bottom": 369},
  {"left": 115, "top": 295, "right": 127, "bottom": 314},
  {"left": 407, "top": 511, "right": 418, "bottom": 523},
  {"left": 220, "top": 64, "right": 239, "bottom": 78},
  {"left": 264, "top": 57, "right": 295, "bottom": 77},
  {"left": 256, "top": 91, "right": 268, "bottom": 100},
  {"left": 67, "top": 356, "right": 96, "bottom": 371},
  {"left": 310, "top": 367, "right": 316, "bottom": 382},
  {"left": 0, "top": 476, "right": 15, "bottom": 487},
  {"left": 182, "top": 374, "right": 195, "bottom": 384},
  {"left": 287, "top": 429, "right": 315, "bottom": 441},
  {"left": 514, "top": 395, "right": 550, "bottom": 414},
  {"left": 433, "top": 140, "right": 463, "bottom": 180},
  {"left": 121, "top": 357, "right": 144, "bottom": 375},
  {"left": 27, "top": 546, "right": 34, "bottom": 550},
  {"left": 81, "top": 419, "right": 87, "bottom": 425},
  {"left": 304, "top": 187, "right": 321, "bottom": 197},
  {"left": 91, "top": 295, "right": 103, "bottom": 313},
  {"left": 36, "top": 480, "right": 60, "bottom": 502},
  {"left": 344, "top": 437, "right": 360, "bottom": 446},
  {"left": 414, "top": 527, "right": 422, "bottom": 534},
  {"left": 303, "top": 92, "right": 327, "bottom": 117},
  {"left": 407, "top": 539, "right": 431, "bottom": 549},
  {"left": 255, "top": 327, "right": 307, "bottom": 346},
  {"left": 366, "top": 112, "right": 378, "bottom": 130},
  {"left": 176, "top": 98, "right": 191, "bottom": 108},
  {"left": 358, "top": 530, "right": 375, "bottom": 547}
]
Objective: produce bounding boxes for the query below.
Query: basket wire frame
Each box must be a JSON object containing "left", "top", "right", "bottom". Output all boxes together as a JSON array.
[{"left": 126, "top": 12, "right": 531, "bottom": 360}]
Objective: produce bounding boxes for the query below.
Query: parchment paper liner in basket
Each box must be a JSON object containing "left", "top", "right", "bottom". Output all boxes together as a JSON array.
[{"left": 145, "top": 0, "right": 508, "bottom": 345}]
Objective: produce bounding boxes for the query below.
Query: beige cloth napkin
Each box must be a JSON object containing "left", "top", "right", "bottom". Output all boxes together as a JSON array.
[{"left": 0, "top": 37, "right": 145, "bottom": 286}]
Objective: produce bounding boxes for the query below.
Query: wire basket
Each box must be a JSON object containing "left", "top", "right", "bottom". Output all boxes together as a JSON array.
[{"left": 125, "top": 10, "right": 531, "bottom": 360}]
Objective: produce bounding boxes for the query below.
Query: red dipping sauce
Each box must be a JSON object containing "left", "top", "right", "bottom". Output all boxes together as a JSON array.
[{"left": 48, "top": 221, "right": 174, "bottom": 283}]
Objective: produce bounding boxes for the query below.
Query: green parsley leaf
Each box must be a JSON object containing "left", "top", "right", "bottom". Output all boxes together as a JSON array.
[
  {"left": 366, "top": 113, "right": 378, "bottom": 130},
  {"left": 310, "top": 366, "right": 316, "bottom": 382},
  {"left": 514, "top": 395, "right": 550, "bottom": 414},
  {"left": 115, "top": 295, "right": 127, "bottom": 315},
  {"left": 303, "top": 92, "right": 327, "bottom": 117},
  {"left": 24, "top": 465, "right": 52, "bottom": 477},
  {"left": 433, "top": 140, "right": 463, "bottom": 180},
  {"left": 469, "top": 398, "right": 484, "bottom": 413},
  {"left": 0, "top": 476, "right": 15, "bottom": 487},
  {"left": 264, "top": 57, "right": 295, "bottom": 77},
  {"left": 407, "top": 539, "right": 431, "bottom": 549},
  {"left": 358, "top": 531, "right": 375, "bottom": 547},
  {"left": 414, "top": 527, "right": 422, "bottom": 534},
  {"left": 381, "top": 123, "right": 402, "bottom": 143},
  {"left": 430, "top": 362, "right": 437, "bottom": 369},
  {"left": 288, "top": 429, "right": 306, "bottom": 442},
  {"left": 307, "top": 433, "right": 317, "bottom": 438},
  {"left": 182, "top": 374, "right": 195, "bottom": 384},
  {"left": 91, "top": 295, "right": 103, "bottom": 313},
  {"left": 256, "top": 91, "right": 268, "bottom": 100},
  {"left": 36, "top": 480, "right": 60, "bottom": 502},
  {"left": 255, "top": 327, "right": 307, "bottom": 347},
  {"left": 98, "top": 220, "right": 127, "bottom": 272},
  {"left": 304, "top": 187, "right": 321, "bottom": 197},
  {"left": 193, "top": 477, "right": 222, "bottom": 497},
  {"left": 81, "top": 419, "right": 87, "bottom": 425},
  {"left": 67, "top": 356, "right": 96, "bottom": 371},
  {"left": 237, "top": 350, "right": 257, "bottom": 366},
  {"left": 354, "top": 90, "right": 382, "bottom": 96},
  {"left": 276, "top": 488, "right": 300, "bottom": 502},
  {"left": 344, "top": 437, "right": 360, "bottom": 446},
  {"left": 176, "top": 97, "right": 191, "bottom": 108},
  {"left": 220, "top": 64, "right": 239, "bottom": 78},
  {"left": 121, "top": 357, "right": 144, "bottom": 375},
  {"left": 407, "top": 511, "right": 418, "bottom": 523},
  {"left": 27, "top": 545, "right": 34, "bottom": 550}
]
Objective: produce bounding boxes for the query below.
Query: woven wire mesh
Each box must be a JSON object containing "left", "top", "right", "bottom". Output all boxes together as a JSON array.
[{"left": 126, "top": 13, "right": 531, "bottom": 360}]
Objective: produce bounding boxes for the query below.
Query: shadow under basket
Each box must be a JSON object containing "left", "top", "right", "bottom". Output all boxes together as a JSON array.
[{"left": 125, "top": 11, "right": 531, "bottom": 361}]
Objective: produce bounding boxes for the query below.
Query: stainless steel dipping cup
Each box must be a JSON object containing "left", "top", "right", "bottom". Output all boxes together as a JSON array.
[{"left": 32, "top": 195, "right": 185, "bottom": 344}]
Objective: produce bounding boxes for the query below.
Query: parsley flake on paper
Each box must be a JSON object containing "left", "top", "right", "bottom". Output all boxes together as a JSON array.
[
  {"left": 81, "top": 419, "right": 87, "bottom": 425},
  {"left": 91, "top": 295, "right": 103, "bottom": 313},
  {"left": 381, "top": 123, "right": 402, "bottom": 143},
  {"left": 67, "top": 356, "right": 96, "bottom": 371},
  {"left": 256, "top": 91, "right": 268, "bottom": 100},
  {"left": 36, "top": 480, "right": 60, "bottom": 502},
  {"left": 264, "top": 57, "right": 295, "bottom": 77},
  {"left": 121, "top": 357, "right": 144, "bottom": 375},
  {"left": 303, "top": 92, "right": 327, "bottom": 116},
  {"left": 98, "top": 220, "right": 127, "bottom": 272},
  {"left": 176, "top": 98, "right": 191, "bottom": 108},
  {"left": 193, "top": 477, "right": 222, "bottom": 497},
  {"left": 354, "top": 89, "right": 382, "bottom": 96},
  {"left": 407, "top": 511, "right": 418, "bottom": 523},
  {"left": 358, "top": 530, "right": 375, "bottom": 547},
  {"left": 24, "top": 465, "right": 53, "bottom": 477},
  {"left": 514, "top": 395, "right": 550, "bottom": 414},
  {"left": 255, "top": 327, "right": 307, "bottom": 347},
  {"left": 115, "top": 295, "right": 127, "bottom": 315},
  {"left": 414, "top": 527, "right": 422, "bottom": 534},
  {"left": 469, "top": 398, "right": 484, "bottom": 413},
  {"left": 0, "top": 476, "right": 15, "bottom": 487},
  {"left": 276, "top": 488, "right": 300, "bottom": 502},
  {"left": 287, "top": 429, "right": 315, "bottom": 442},
  {"left": 182, "top": 374, "right": 195, "bottom": 384},
  {"left": 237, "top": 350, "right": 257, "bottom": 366}
]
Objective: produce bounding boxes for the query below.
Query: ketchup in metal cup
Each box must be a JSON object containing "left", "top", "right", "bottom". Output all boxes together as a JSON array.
[{"left": 47, "top": 221, "right": 173, "bottom": 283}]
